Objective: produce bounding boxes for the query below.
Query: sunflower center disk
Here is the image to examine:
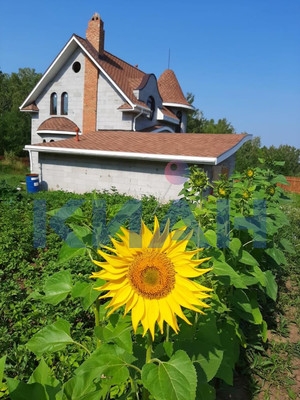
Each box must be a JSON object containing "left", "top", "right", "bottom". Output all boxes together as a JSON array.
[{"left": 128, "top": 250, "right": 175, "bottom": 299}]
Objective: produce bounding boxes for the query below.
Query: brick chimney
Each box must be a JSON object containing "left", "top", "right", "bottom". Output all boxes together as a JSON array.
[
  {"left": 86, "top": 12, "right": 105, "bottom": 55},
  {"left": 83, "top": 13, "right": 105, "bottom": 134}
]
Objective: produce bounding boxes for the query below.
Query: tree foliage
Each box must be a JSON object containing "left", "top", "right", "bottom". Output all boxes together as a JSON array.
[
  {"left": 0, "top": 68, "right": 41, "bottom": 155},
  {"left": 235, "top": 139, "right": 300, "bottom": 176},
  {"left": 186, "top": 92, "right": 235, "bottom": 134}
]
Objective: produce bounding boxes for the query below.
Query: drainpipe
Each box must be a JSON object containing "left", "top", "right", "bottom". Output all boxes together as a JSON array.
[
  {"left": 28, "top": 149, "right": 33, "bottom": 172},
  {"left": 133, "top": 110, "right": 143, "bottom": 131}
]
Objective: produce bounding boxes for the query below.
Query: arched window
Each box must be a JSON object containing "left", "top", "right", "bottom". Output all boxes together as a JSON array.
[
  {"left": 50, "top": 92, "right": 57, "bottom": 115},
  {"left": 61, "top": 92, "right": 68, "bottom": 115},
  {"left": 147, "top": 96, "right": 155, "bottom": 120}
]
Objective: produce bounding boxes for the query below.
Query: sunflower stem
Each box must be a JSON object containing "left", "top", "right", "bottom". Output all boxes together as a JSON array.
[
  {"left": 166, "top": 324, "right": 170, "bottom": 342},
  {"left": 143, "top": 334, "right": 153, "bottom": 400},
  {"left": 93, "top": 298, "right": 101, "bottom": 348},
  {"left": 145, "top": 331, "right": 153, "bottom": 364}
]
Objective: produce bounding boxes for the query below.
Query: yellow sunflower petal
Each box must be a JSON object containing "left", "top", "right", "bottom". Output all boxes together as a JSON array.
[
  {"left": 166, "top": 295, "right": 191, "bottom": 326},
  {"left": 144, "top": 299, "right": 160, "bottom": 339},
  {"left": 91, "top": 218, "right": 212, "bottom": 338},
  {"left": 157, "top": 297, "right": 179, "bottom": 333},
  {"left": 131, "top": 297, "right": 145, "bottom": 333}
]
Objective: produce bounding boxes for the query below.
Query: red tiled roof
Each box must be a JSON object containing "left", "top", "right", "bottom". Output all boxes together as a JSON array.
[
  {"left": 76, "top": 36, "right": 189, "bottom": 110},
  {"left": 118, "top": 102, "right": 134, "bottom": 110},
  {"left": 158, "top": 69, "right": 191, "bottom": 107},
  {"left": 160, "top": 107, "right": 179, "bottom": 121},
  {"left": 20, "top": 102, "right": 39, "bottom": 112},
  {"left": 37, "top": 117, "right": 79, "bottom": 132},
  {"left": 30, "top": 131, "right": 249, "bottom": 160},
  {"left": 75, "top": 35, "right": 149, "bottom": 109}
]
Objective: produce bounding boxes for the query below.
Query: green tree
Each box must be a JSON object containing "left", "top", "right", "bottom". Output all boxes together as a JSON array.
[
  {"left": 186, "top": 92, "right": 235, "bottom": 133},
  {"left": 186, "top": 92, "right": 204, "bottom": 133},
  {"left": 260, "top": 145, "right": 300, "bottom": 176},
  {"left": 235, "top": 137, "right": 262, "bottom": 172},
  {"left": 201, "top": 117, "right": 235, "bottom": 133},
  {"left": 0, "top": 68, "right": 41, "bottom": 155}
]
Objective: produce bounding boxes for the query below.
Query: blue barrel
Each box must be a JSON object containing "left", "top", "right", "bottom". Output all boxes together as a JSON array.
[{"left": 26, "top": 173, "right": 39, "bottom": 193}]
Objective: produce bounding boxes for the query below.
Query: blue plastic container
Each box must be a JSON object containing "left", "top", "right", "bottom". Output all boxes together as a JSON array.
[{"left": 26, "top": 174, "right": 39, "bottom": 193}]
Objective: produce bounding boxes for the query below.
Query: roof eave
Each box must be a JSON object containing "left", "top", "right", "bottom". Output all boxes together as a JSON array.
[
  {"left": 216, "top": 134, "right": 253, "bottom": 164},
  {"left": 163, "top": 102, "right": 194, "bottom": 111},
  {"left": 24, "top": 145, "right": 218, "bottom": 164}
]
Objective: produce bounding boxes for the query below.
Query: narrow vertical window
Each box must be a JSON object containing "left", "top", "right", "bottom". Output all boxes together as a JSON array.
[
  {"left": 50, "top": 92, "right": 57, "bottom": 115},
  {"left": 61, "top": 92, "right": 68, "bottom": 115},
  {"left": 147, "top": 96, "right": 155, "bottom": 120}
]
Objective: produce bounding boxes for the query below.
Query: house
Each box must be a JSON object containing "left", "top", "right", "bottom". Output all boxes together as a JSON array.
[{"left": 21, "top": 13, "right": 251, "bottom": 201}]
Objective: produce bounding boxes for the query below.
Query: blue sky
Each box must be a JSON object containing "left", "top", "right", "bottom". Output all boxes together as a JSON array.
[{"left": 1, "top": 0, "right": 299, "bottom": 148}]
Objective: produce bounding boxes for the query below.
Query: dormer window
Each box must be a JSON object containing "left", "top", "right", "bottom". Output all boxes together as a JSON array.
[
  {"left": 147, "top": 96, "right": 155, "bottom": 120},
  {"left": 61, "top": 92, "right": 68, "bottom": 115},
  {"left": 50, "top": 92, "right": 57, "bottom": 115}
]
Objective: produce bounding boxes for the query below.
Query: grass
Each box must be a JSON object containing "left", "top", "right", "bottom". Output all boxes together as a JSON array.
[{"left": 0, "top": 153, "right": 29, "bottom": 187}]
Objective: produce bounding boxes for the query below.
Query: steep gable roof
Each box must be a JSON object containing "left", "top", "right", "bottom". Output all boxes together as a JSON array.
[
  {"left": 75, "top": 35, "right": 149, "bottom": 110},
  {"left": 158, "top": 69, "right": 193, "bottom": 109},
  {"left": 25, "top": 131, "right": 251, "bottom": 165},
  {"left": 20, "top": 26, "right": 189, "bottom": 113}
]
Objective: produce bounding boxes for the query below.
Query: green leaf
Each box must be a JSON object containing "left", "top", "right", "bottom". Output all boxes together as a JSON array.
[
  {"left": 204, "top": 230, "right": 217, "bottom": 247},
  {"left": 75, "top": 344, "right": 135, "bottom": 386},
  {"left": 72, "top": 281, "right": 102, "bottom": 310},
  {"left": 31, "top": 270, "right": 73, "bottom": 305},
  {"left": 216, "top": 322, "right": 240, "bottom": 385},
  {"left": 142, "top": 350, "right": 197, "bottom": 400},
  {"left": 240, "top": 250, "right": 258, "bottom": 266},
  {"left": 63, "top": 373, "right": 103, "bottom": 400},
  {"left": 47, "top": 203, "right": 84, "bottom": 219},
  {"left": 58, "top": 243, "right": 87, "bottom": 263},
  {"left": 195, "top": 382, "right": 216, "bottom": 400},
  {"left": 174, "top": 313, "right": 223, "bottom": 382},
  {"left": 249, "top": 297, "right": 263, "bottom": 325},
  {"left": 0, "top": 356, "right": 6, "bottom": 385},
  {"left": 264, "top": 270, "right": 278, "bottom": 301},
  {"left": 28, "top": 358, "right": 59, "bottom": 386},
  {"left": 233, "top": 290, "right": 262, "bottom": 324},
  {"left": 94, "top": 315, "right": 133, "bottom": 353},
  {"left": 265, "top": 247, "right": 287, "bottom": 266},
  {"left": 64, "top": 224, "right": 92, "bottom": 249},
  {"left": 26, "top": 319, "right": 74, "bottom": 356},
  {"left": 229, "top": 238, "right": 242, "bottom": 257},
  {"left": 279, "top": 238, "right": 295, "bottom": 254},
  {"left": 6, "top": 379, "right": 47, "bottom": 400},
  {"left": 212, "top": 260, "right": 247, "bottom": 289},
  {"left": 271, "top": 174, "right": 288, "bottom": 185},
  {"left": 250, "top": 265, "right": 267, "bottom": 287}
]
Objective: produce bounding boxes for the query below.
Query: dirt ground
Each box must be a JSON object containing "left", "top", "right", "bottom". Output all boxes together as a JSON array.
[{"left": 217, "top": 279, "right": 300, "bottom": 400}]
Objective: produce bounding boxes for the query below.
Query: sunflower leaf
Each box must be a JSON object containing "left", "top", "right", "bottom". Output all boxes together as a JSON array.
[
  {"left": 142, "top": 350, "right": 197, "bottom": 400},
  {"left": 75, "top": 344, "right": 136, "bottom": 386},
  {"left": 30, "top": 270, "right": 73, "bottom": 305},
  {"left": 26, "top": 319, "right": 74, "bottom": 356}
]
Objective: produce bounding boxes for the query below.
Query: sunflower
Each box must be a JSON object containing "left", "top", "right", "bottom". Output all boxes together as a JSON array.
[
  {"left": 245, "top": 168, "right": 254, "bottom": 179},
  {"left": 91, "top": 217, "right": 212, "bottom": 339},
  {"left": 266, "top": 185, "right": 276, "bottom": 196}
]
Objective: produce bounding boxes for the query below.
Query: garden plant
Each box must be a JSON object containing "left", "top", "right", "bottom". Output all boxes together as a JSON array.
[{"left": 0, "top": 161, "right": 296, "bottom": 399}]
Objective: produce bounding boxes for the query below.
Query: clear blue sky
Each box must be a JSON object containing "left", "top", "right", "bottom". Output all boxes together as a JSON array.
[{"left": 1, "top": 0, "right": 299, "bottom": 148}]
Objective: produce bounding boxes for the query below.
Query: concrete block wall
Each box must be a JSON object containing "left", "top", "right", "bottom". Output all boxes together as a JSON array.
[
  {"left": 97, "top": 73, "right": 132, "bottom": 130},
  {"left": 38, "top": 153, "right": 194, "bottom": 202}
]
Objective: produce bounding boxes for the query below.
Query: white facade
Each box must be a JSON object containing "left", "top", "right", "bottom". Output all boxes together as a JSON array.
[{"left": 38, "top": 153, "right": 187, "bottom": 202}]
